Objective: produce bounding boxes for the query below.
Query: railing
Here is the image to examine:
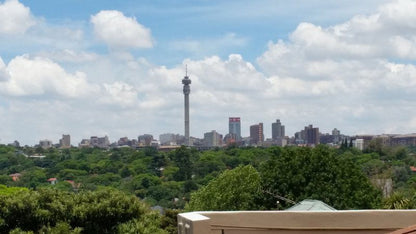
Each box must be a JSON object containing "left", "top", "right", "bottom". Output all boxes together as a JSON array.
[{"left": 178, "top": 210, "right": 416, "bottom": 234}]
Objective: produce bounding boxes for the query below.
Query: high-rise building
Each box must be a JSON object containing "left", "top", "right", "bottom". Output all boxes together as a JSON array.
[
  {"left": 332, "top": 128, "right": 341, "bottom": 144},
  {"left": 97, "top": 136, "right": 110, "bottom": 148},
  {"left": 250, "top": 123, "right": 264, "bottom": 145},
  {"left": 39, "top": 139, "right": 53, "bottom": 149},
  {"left": 90, "top": 136, "right": 109, "bottom": 148},
  {"left": 182, "top": 68, "right": 191, "bottom": 146},
  {"left": 138, "top": 134, "right": 153, "bottom": 146},
  {"left": 204, "top": 130, "right": 223, "bottom": 147},
  {"left": 159, "top": 133, "right": 185, "bottom": 146},
  {"left": 78, "top": 139, "right": 90, "bottom": 148},
  {"left": 272, "top": 119, "right": 285, "bottom": 139},
  {"left": 228, "top": 117, "right": 241, "bottom": 140},
  {"left": 304, "top": 124, "right": 320, "bottom": 146},
  {"left": 59, "top": 134, "right": 71, "bottom": 148}
]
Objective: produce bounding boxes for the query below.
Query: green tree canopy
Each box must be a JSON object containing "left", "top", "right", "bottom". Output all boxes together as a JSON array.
[
  {"left": 0, "top": 188, "right": 166, "bottom": 234},
  {"left": 259, "top": 145, "right": 382, "bottom": 209},
  {"left": 186, "top": 165, "right": 261, "bottom": 211}
]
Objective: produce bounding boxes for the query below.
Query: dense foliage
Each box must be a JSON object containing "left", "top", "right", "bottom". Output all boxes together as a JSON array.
[
  {"left": 1, "top": 142, "right": 416, "bottom": 232},
  {"left": 259, "top": 145, "right": 381, "bottom": 209},
  {"left": 186, "top": 165, "right": 261, "bottom": 211},
  {"left": 0, "top": 188, "right": 166, "bottom": 233}
]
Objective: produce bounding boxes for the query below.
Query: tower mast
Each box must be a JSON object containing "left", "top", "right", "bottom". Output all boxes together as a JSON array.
[{"left": 182, "top": 66, "right": 191, "bottom": 146}]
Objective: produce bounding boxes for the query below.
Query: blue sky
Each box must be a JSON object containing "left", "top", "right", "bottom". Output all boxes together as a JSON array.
[
  {"left": 15, "top": 0, "right": 389, "bottom": 65},
  {"left": 0, "top": 0, "right": 415, "bottom": 145}
]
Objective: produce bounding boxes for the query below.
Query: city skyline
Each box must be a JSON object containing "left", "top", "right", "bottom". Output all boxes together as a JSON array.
[{"left": 1, "top": 0, "right": 416, "bottom": 145}]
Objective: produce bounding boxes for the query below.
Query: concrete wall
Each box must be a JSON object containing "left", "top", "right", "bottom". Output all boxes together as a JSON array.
[{"left": 178, "top": 210, "right": 416, "bottom": 234}]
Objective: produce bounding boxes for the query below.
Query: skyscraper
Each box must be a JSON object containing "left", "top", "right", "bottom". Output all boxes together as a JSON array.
[
  {"left": 228, "top": 117, "right": 241, "bottom": 140},
  {"left": 182, "top": 68, "right": 191, "bottom": 146},
  {"left": 59, "top": 134, "right": 71, "bottom": 148},
  {"left": 250, "top": 123, "right": 264, "bottom": 145},
  {"left": 304, "top": 124, "right": 320, "bottom": 146},
  {"left": 272, "top": 119, "right": 285, "bottom": 139},
  {"left": 203, "top": 130, "right": 223, "bottom": 147}
]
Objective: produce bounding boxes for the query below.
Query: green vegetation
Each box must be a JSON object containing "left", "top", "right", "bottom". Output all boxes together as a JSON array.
[
  {"left": 0, "top": 188, "right": 166, "bottom": 233},
  {"left": 1, "top": 142, "right": 416, "bottom": 232},
  {"left": 186, "top": 165, "right": 261, "bottom": 211}
]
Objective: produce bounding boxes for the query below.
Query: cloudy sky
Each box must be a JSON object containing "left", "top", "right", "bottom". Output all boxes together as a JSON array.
[{"left": 1, "top": 0, "right": 416, "bottom": 145}]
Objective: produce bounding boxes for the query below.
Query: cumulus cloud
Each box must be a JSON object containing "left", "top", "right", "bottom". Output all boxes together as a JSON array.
[
  {"left": 171, "top": 33, "right": 248, "bottom": 56},
  {"left": 4, "top": 0, "right": 416, "bottom": 144},
  {"left": 91, "top": 10, "right": 153, "bottom": 49},
  {"left": 101, "top": 82, "right": 138, "bottom": 107},
  {"left": 0, "top": 57, "right": 10, "bottom": 81},
  {"left": 36, "top": 49, "right": 98, "bottom": 63},
  {"left": 0, "top": 55, "right": 98, "bottom": 98},
  {"left": 0, "top": 0, "right": 35, "bottom": 34},
  {"left": 255, "top": 0, "right": 416, "bottom": 135}
]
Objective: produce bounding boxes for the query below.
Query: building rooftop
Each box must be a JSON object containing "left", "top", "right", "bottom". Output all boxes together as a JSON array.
[
  {"left": 392, "top": 134, "right": 416, "bottom": 138},
  {"left": 286, "top": 199, "right": 337, "bottom": 211}
]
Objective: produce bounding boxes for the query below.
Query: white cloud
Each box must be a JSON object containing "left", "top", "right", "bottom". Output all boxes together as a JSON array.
[
  {"left": 101, "top": 82, "right": 138, "bottom": 107},
  {"left": 0, "top": 55, "right": 98, "bottom": 98},
  {"left": 171, "top": 33, "right": 248, "bottom": 55},
  {"left": 36, "top": 49, "right": 98, "bottom": 63},
  {"left": 254, "top": 0, "right": 416, "bottom": 136},
  {"left": 90, "top": 10, "right": 153, "bottom": 49},
  {"left": 0, "top": 57, "right": 10, "bottom": 81},
  {"left": 4, "top": 0, "right": 416, "bottom": 144},
  {"left": 0, "top": 0, "right": 35, "bottom": 34}
]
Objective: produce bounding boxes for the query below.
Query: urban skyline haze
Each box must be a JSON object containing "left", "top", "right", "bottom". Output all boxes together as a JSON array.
[{"left": 0, "top": 0, "right": 415, "bottom": 145}]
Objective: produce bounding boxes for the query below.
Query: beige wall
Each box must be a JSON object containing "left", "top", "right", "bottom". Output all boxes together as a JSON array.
[{"left": 178, "top": 210, "right": 416, "bottom": 234}]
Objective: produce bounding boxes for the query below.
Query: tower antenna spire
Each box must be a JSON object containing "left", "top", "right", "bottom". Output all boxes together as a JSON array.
[{"left": 185, "top": 64, "right": 188, "bottom": 76}]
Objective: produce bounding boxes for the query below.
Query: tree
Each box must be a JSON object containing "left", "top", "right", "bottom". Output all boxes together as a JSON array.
[
  {"left": 0, "top": 188, "right": 167, "bottom": 233},
  {"left": 186, "top": 165, "right": 261, "bottom": 211},
  {"left": 170, "top": 146, "right": 193, "bottom": 181},
  {"left": 259, "top": 145, "right": 381, "bottom": 209}
]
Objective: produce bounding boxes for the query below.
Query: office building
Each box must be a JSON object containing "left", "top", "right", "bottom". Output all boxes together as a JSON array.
[
  {"left": 90, "top": 136, "right": 109, "bottom": 148},
  {"left": 332, "top": 128, "right": 341, "bottom": 144},
  {"left": 229, "top": 117, "right": 241, "bottom": 140},
  {"left": 250, "top": 123, "right": 264, "bottom": 145},
  {"left": 304, "top": 124, "right": 320, "bottom": 146},
  {"left": 272, "top": 119, "right": 285, "bottom": 139},
  {"left": 138, "top": 134, "right": 153, "bottom": 146},
  {"left": 159, "top": 133, "right": 185, "bottom": 146},
  {"left": 204, "top": 130, "right": 223, "bottom": 147},
  {"left": 59, "top": 134, "right": 71, "bottom": 148},
  {"left": 39, "top": 139, "right": 53, "bottom": 149}
]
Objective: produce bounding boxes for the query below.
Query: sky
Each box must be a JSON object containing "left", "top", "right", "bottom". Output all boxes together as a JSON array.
[{"left": 0, "top": 0, "right": 416, "bottom": 146}]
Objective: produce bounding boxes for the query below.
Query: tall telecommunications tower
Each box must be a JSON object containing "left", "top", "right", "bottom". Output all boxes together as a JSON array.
[{"left": 182, "top": 66, "right": 191, "bottom": 146}]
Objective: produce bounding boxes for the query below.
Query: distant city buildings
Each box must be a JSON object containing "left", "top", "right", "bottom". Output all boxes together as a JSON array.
[
  {"left": 78, "top": 136, "right": 109, "bottom": 148},
  {"left": 203, "top": 130, "right": 223, "bottom": 147},
  {"left": 250, "top": 123, "right": 264, "bottom": 146},
  {"left": 229, "top": 117, "right": 241, "bottom": 140},
  {"left": 117, "top": 137, "right": 138, "bottom": 147},
  {"left": 272, "top": 119, "right": 285, "bottom": 140},
  {"left": 138, "top": 134, "right": 154, "bottom": 147},
  {"left": 332, "top": 128, "right": 341, "bottom": 144},
  {"left": 270, "top": 119, "right": 287, "bottom": 146},
  {"left": 8, "top": 140, "right": 20, "bottom": 147},
  {"left": 20, "top": 117, "right": 416, "bottom": 151},
  {"left": 391, "top": 134, "right": 416, "bottom": 146},
  {"left": 78, "top": 139, "right": 90, "bottom": 148},
  {"left": 59, "top": 134, "right": 71, "bottom": 148},
  {"left": 159, "top": 133, "right": 185, "bottom": 146},
  {"left": 39, "top": 139, "right": 53, "bottom": 149}
]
